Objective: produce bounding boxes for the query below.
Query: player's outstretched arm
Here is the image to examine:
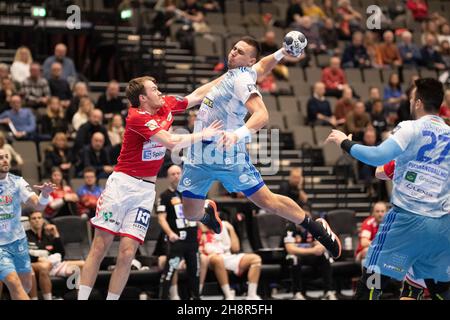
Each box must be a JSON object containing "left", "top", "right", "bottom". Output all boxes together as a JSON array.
[
  {"left": 25, "top": 182, "right": 56, "bottom": 211},
  {"left": 252, "top": 48, "right": 289, "bottom": 79},
  {"left": 185, "top": 74, "right": 225, "bottom": 108},
  {"left": 152, "top": 120, "right": 222, "bottom": 150}
]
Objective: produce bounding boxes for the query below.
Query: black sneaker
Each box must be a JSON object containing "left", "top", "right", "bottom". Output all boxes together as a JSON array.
[
  {"left": 315, "top": 218, "right": 342, "bottom": 259},
  {"left": 200, "top": 200, "right": 222, "bottom": 234}
]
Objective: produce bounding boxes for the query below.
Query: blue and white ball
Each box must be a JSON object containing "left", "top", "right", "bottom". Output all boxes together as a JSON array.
[{"left": 283, "top": 31, "right": 308, "bottom": 57}]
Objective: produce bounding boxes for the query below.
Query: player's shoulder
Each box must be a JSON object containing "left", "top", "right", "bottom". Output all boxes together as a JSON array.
[{"left": 7, "top": 173, "right": 22, "bottom": 182}]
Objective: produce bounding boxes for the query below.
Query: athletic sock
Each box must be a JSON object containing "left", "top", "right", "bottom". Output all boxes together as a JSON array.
[
  {"left": 77, "top": 285, "right": 92, "bottom": 300},
  {"left": 43, "top": 293, "right": 52, "bottom": 300},
  {"left": 221, "top": 284, "right": 233, "bottom": 299},
  {"left": 248, "top": 283, "right": 258, "bottom": 297},
  {"left": 31, "top": 297, "right": 38, "bottom": 300},
  {"left": 169, "top": 285, "right": 180, "bottom": 299},
  {"left": 106, "top": 292, "right": 120, "bottom": 300}
]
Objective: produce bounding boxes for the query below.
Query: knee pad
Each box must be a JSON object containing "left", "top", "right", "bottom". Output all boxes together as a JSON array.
[
  {"left": 425, "top": 280, "right": 450, "bottom": 300},
  {"left": 401, "top": 281, "right": 424, "bottom": 300}
]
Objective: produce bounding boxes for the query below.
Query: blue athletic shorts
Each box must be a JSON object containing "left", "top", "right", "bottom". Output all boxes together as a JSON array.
[
  {"left": 0, "top": 237, "right": 32, "bottom": 281},
  {"left": 178, "top": 146, "right": 265, "bottom": 199},
  {"left": 364, "top": 206, "right": 450, "bottom": 282}
]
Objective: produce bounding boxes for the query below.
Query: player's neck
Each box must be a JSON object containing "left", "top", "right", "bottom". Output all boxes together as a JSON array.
[
  {"left": 140, "top": 104, "right": 159, "bottom": 115},
  {"left": 0, "top": 172, "right": 7, "bottom": 180}
]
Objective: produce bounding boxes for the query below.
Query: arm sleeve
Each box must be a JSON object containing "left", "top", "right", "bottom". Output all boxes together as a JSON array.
[
  {"left": 18, "top": 177, "right": 36, "bottom": 203},
  {"left": 349, "top": 138, "right": 404, "bottom": 166},
  {"left": 234, "top": 70, "right": 261, "bottom": 103},
  {"left": 164, "top": 95, "right": 188, "bottom": 114}
]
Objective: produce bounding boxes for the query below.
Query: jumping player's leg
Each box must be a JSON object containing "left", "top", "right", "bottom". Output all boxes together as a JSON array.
[
  {"left": 182, "top": 197, "right": 205, "bottom": 221},
  {"left": 106, "top": 236, "right": 140, "bottom": 299},
  {"left": 78, "top": 228, "right": 114, "bottom": 300},
  {"left": 247, "top": 186, "right": 341, "bottom": 258}
]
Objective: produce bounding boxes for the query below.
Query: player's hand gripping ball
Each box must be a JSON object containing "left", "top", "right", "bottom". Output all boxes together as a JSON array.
[{"left": 283, "top": 31, "right": 308, "bottom": 57}]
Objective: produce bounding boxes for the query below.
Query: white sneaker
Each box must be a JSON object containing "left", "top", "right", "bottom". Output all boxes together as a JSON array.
[
  {"left": 170, "top": 294, "right": 181, "bottom": 300},
  {"left": 292, "top": 292, "right": 306, "bottom": 300},
  {"left": 225, "top": 289, "right": 235, "bottom": 300},
  {"left": 245, "top": 294, "right": 262, "bottom": 300},
  {"left": 322, "top": 291, "right": 338, "bottom": 300}
]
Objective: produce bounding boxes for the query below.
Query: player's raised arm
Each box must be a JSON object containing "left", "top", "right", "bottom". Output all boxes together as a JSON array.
[{"left": 185, "top": 74, "right": 225, "bottom": 108}]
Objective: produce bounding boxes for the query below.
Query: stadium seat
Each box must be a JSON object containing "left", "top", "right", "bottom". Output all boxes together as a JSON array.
[
  {"left": 292, "top": 126, "right": 315, "bottom": 148},
  {"left": 52, "top": 216, "right": 91, "bottom": 260},
  {"left": 278, "top": 96, "right": 300, "bottom": 113}
]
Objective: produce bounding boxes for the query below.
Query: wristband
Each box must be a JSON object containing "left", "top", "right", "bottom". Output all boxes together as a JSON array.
[
  {"left": 274, "top": 49, "right": 286, "bottom": 62},
  {"left": 234, "top": 125, "right": 251, "bottom": 141},
  {"left": 39, "top": 193, "right": 50, "bottom": 206},
  {"left": 340, "top": 139, "right": 357, "bottom": 154}
]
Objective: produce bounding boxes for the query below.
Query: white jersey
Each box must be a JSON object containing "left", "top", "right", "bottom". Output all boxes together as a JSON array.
[
  {"left": 0, "top": 173, "right": 35, "bottom": 245},
  {"left": 390, "top": 115, "right": 450, "bottom": 218},
  {"left": 195, "top": 66, "right": 261, "bottom": 150}
]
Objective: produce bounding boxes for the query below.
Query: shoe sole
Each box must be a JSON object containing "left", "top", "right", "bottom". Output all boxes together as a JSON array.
[
  {"left": 316, "top": 218, "right": 342, "bottom": 259},
  {"left": 206, "top": 199, "right": 222, "bottom": 234}
]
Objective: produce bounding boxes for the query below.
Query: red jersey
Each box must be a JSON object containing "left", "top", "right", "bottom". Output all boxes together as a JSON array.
[
  {"left": 114, "top": 96, "right": 188, "bottom": 177},
  {"left": 355, "top": 216, "right": 379, "bottom": 255},
  {"left": 383, "top": 160, "right": 395, "bottom": 180}
]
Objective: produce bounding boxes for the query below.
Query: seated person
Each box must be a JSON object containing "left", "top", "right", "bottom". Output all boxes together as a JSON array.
[
  {"left": 198, "top": 220, "right": 262, "bottom": 300},
  {"left": 355, "top": 202, "right": 388, "bottom": 263},
  {"left": 283, "top": 211, "right": 336, "bottom": 300},
  {"left": 44, "top": 167, "right": 79, "bottom": 220},
  {"left": 27, "top": 211, "right": 85, "bottom": 300},
  {"left": 76, "top": 167, "right": 103, "bottom": 218}
]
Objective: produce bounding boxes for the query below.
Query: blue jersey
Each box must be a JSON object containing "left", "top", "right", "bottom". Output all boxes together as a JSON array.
[
  {"left": 390, "top": 115, "right": 450, "bottom": 218},
  {"left": 0, "top": 173, "right": 35, "bottom": 245}
]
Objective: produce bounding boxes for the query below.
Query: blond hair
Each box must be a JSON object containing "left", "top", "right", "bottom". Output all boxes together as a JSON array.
[{"left": 14, "top": 46, "right": 33, "bottom": 64}]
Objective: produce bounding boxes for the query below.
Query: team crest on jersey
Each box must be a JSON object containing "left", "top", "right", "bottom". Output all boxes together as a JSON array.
[
  {"left": 167, "top": 112, "right": 172, "bottom": 122},
  {"left": 145, "top": 119, "right": 159, "bottom": 131}
]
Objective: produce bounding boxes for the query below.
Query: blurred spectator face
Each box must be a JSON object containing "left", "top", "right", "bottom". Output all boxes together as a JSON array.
[
  {"left": 51, "top": 169, "right": 63, "bottom": 186},
  {"left": 389, "top": 73, "right": 400, "bottom": 87},
  {"left": 83, "top": 170, "right": 97, "bottom": 186},
  {"left": 427, "top": 21, "right": 437, "bottom": 33},
  {"left": 372, "top": 202, "right": 387, "bottom": 224},
  {"left": 330, "top": 57, "right": 341, "bottom": 70},
  {"left": 79, "top": 98, "right": 94, "bottom": 115},
  {"left": 301, "top": 16, "right": 312, "bottom": 29},
  {"left": 369, "top": 87, "right": 381, "bottom": 100},
  {"left": 29, "top": 212, "right": 45, "bottom": 231},
  {"left": 55, "top": 44, "right": 67, "bottom": 60},
  {"left": 352, "top": 32, "right": 363, "bottom": 46},
  {"left": 48, "top": 97, "right": 61, "bottom": 113},
  {"left": 383, "top": 31, "right": 394, "bottom": 44},
  {"left": 314, "top": 82, "right": 326, "bottom": 97},
  {"left": 289, "top": 168, "right": 303, "bottom": 187},
  {"left": 91, "top": 132, "right": 105, "bottom": 151},
  {"left": 442, "top": 40, "right": 450, "bottom": 52},
  {"left": 107, "top": 81, "right": 120, "bottom": 98},
  {"left": 19, "top": 47, "right": 30, "bottom": 63},
  {"left": 264, "top": 31, "right": 276, "bottom": 45},
  {"left": 51, "top": 62, "right": 63, "bottom": 79},
  {"left": 30, "top": 63, "right": 41, "bottom": 79},
  {"left": 89, "top": 109, "right": 103, "bottom": 125},
  {"left": 363, "top": 129, "right": 377, "bottom": 146},
  {"left": 442, "top": 24, "right": 450, "bottom": 35},
  {"left": 342, "top": 87, "right": 353, "bottom": 99},
  {"left": 426, "top": 34, "right": 436, "bottom": 47},
  {"left": 0, "top": 64, "right": 9, "bottom": 79},
  {"left": 373, "top": 100, "right": 383, "bottom": 114},
  {"left": 401, "top": 31, "right": 412, "bottom": 44},
  {"left": 10, "top": 95, "right": 22, "bottom": 111},
  {"left": 1, "top": 78, "right": 13, "bottom": 91},
  {"left": 74, "top": 82, "right": 88, "bottom": 98},
  {"left": 112, "top": 114, "right": 123, "bottom": 128},
  {"left": 167, "top": 165, "right": 182, "bottom": 187},
  {"left": 354, "top": 102, "right": 365, "bottom": 116},
  {"left": 186, "top": 0, "right": 196, "bottom": 6},
  {"left": 324, "top": 18, "right": 334, "bottom": 29},
  {"left": 53, "top": 133, "right": 67, "bottom": 149}
]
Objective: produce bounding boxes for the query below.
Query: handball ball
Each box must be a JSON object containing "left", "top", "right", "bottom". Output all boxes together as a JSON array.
[{"left": 283, "top": 31, "right": 308, "bottom": 57}]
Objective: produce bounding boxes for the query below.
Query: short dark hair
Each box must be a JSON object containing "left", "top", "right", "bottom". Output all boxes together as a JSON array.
[
  {"left": 83, "top": 167, "right": 96, "bottom": 176},
  {"left": 235, "top": 36, "right": 261, "bottom": 60},
  {"left": 126, "top": 76, "right": 155, "bottom": 107},
  {"left": 414, "top": 78, "right": 444, "bottom": 113}
]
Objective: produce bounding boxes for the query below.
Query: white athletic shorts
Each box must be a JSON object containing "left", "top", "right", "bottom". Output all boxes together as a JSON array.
[
  {"left": 222, "top": 253, "right": 245, "bottom": 276},
  {"left": 91, "top": 171, "right": 155, "bottom": 244}
]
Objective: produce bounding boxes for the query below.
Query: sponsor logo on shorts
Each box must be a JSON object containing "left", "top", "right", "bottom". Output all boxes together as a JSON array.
[
  {"left": 239, "top": 174, "right": 249, "bottom": 183},
  {"left": 145, "top": 119, "right": 159, "bottom": 131},
  {"left": 183, "top": 178, "right": 191, "bottom": 186},
  {"left": 405, "top": 171, "right": 417, "bottom": 183},
  {"left": 133, "top": 208, "right": 151, "bottom": 230},
  {"left": 383, "top": 263, "right": 404, "bottom": 273},
  {"left": 102, "top": 211, "right": 113, "bottom": 222}
]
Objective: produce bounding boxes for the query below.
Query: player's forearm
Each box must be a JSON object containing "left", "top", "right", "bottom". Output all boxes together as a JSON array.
[
  {"left": 158, "top": 215, "right": 176, "bottom": 236},
  {"left": 245, "top": 108, "right": 269, "bottom": 132},
  {"left": 169, "top": 131, "right": 205, "bottom": 149},
  {"left": 186, "top": 75, "right": 225, "bottom": 108},
  {"left": 341, "top": 138, "right": 403, "bottom": 167}
]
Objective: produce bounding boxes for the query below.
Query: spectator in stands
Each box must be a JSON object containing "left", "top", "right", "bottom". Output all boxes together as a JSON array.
[
  {"left": 356, "top": 127, "right": 379, "bottom": 195},
  {"left": 279, "top": 167, "right": 309, "bottom": 209},
  {"left": 406, "top": 0, "right": 428, "bottom": 22},
  {"left": 0, "top": 94, "right": 36, "bottom": 140},
  {"left": 302, "top": 0, "right": 327, "bottom": 23},
  {"left": 306, "top": 82, "right": 335, "bottom": 126},
  {"left": 283, "top": 213, "right": 336, "bottom": 300},
  {"left": 77, "top": 132, "right": 113, "bottom": 178},
  {"left": 151, "top": 0, "right": 178, "bottom": 38},
  {"left": 20, "top": 62, "right": 50, "bottom": 109},
  {"left": 370, "top": 99, "right": 388, "bottom": 142},
  {"left": 107, "top": 114, "right": 125, "bottom": 147},
  {"left": 184, "top": 110, "right": 197, "bottom": 134},
  {"left": 44, "top": 167, "right": 79, "bottom": 219},
  {"left": 44, "top": 132, "right": 74, "bottom": 180},
  {"left": 421, "top": 19, "right": 439, "bottom": 46},
  {"left": 286, "top": 0, "right": 304, "bottom": 28},
  {"left": 175, "top": 0, "right": 209, "bottom": 49},
  {"left": 65, "top": 81, "right": 89, "bottom": 123},
  {"left": 27, "top": 211, "right": 85, "bottom": 300},
  {"left": 96, "top": 80, "right": 125, "bottom": 121},
  {"left": 48, "top": 62, "right": 72, "bottom": 108},
  {"left": 296, "top": 16, "right": 326, "bottom": 54},
  {"left": 397, "top": 76, "right": 418, "bottom": 123},
  {"left": 438, "top": 23, "right": 450, "bottom": 45},
  {"left": 439, "top": 40, "right": 450, "bottom": 69},
  {"left": 420, "top": 33, "right": 446, "bottom": 70},
  {"left": 355, "top": 201, "right": 388, "bottom": 262},
  {"left": 383, "top": 72, "right": 406, "bottom": 116},
  {"left": 344, "top": 101, "right": 370, "bottom": 142},
  {"left": 42, "top": 43, "right": 77, "bottom": 83},
  {"left": 341, "top": 31, "right": 371, "bottom": 69},
  {"left": 198, "top": 221, "right": 262, "bottom": 300},
  {"left": 322, "top": 56, "right": 348, "bottom": 98},
  {"left": 376, "top": 30, "right": 402, "bottom": 68},
  {"left": 10, "top": 46, "right": 32, "bottom": 84},
  {"left": 0, "top": 77, "right": 17, "bottom": 113},
  {"left": 398, "top": 30, "right": 422, "bottom": 68},
  {"left": 76, "top": 167, "right": 103, "bottom": 218},
  {"left": 39, "top": 97, "right": 69, "bottom": 140},
  {"left": 364, "top": 31, "right": 382, "bottom": 68},
  {"left": 319, "top": 18, "right": 340, "bottom": 56},
  {"left": 334, "top": 86, "right": 355, "bottom": 126},
  {"left": 0, "top": 63, "right": 10, "bottom": 88},
  {"left": 336, "top": 0, "right": 362, "bottom": 40},
  {"left": 364, "top": 86, "right": 381, "bottom": 113},
  {"left": 72, "top": 97, "right": 94, "bottom": 132},
  {"left": 439, "top": 89, "right": 450, "bottom": 125},
  {"left": 74, "top": 109, "right": 111, "bottom": 150},
  {"left": 0, "top": 130, "right": 23, "bottom": 174}
]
